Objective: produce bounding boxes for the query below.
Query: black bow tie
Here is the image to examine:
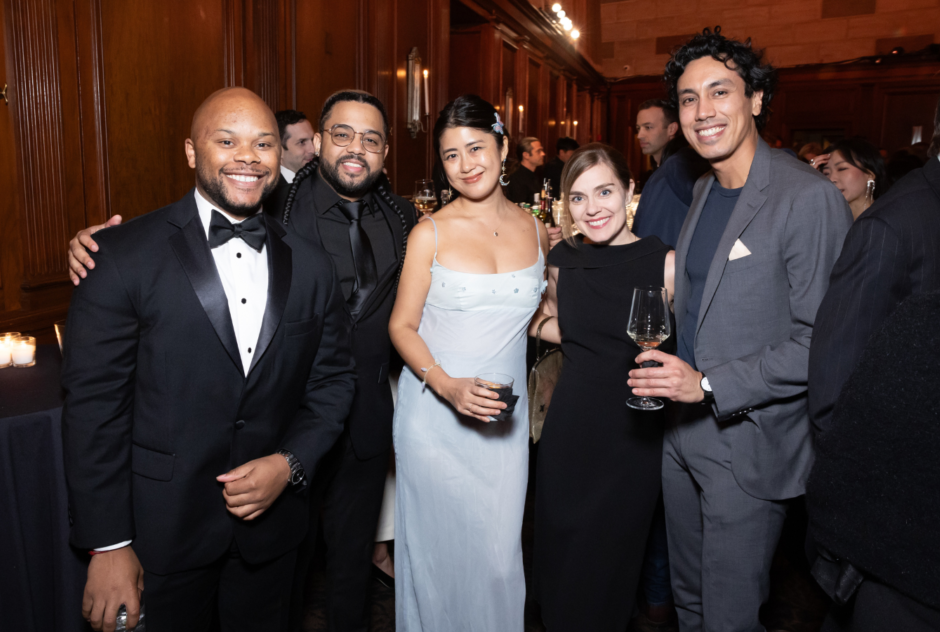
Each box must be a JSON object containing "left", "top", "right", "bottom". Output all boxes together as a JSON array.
[{"left": 208, "top": 210, "right": 267, "bottom": 251}]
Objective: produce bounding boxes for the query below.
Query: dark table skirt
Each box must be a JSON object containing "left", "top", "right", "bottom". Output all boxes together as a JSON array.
[{"left": 0, "top": 346, "right": 89, "bottom": 631}]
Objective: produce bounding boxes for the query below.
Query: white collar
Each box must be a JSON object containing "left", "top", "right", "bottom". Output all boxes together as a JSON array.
[{"left": 280, "top": 165, "right": 296, "bottom": 183}]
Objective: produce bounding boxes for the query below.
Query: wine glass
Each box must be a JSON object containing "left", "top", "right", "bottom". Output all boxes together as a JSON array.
[
  {"left": 626, "top": 286, "right": 671, "bottom": 411},
  {"left": 414, "top": 179, "right": 438, "bottom": 217}
]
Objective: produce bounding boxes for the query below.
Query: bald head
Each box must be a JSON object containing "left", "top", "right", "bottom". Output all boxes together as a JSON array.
[
  {"left": 185, "top": 87, "right": 281, "bottom": 218},
  {"left": 190, "top": 87, "right": 277, "bottom": 142}
]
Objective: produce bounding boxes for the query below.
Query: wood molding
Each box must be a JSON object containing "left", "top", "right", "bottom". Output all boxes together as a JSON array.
[
  {"left": 223, "top": 0, "right": 244, "bottom": 87},
  {"left": 246, "top": 0, "right": 278, "bottom": 108},
  {"left": 6, "top": 0, "right": 73, "bottom": 283},
  {"left": 74, "top": 0, "right": 111, "bottom": 226}
]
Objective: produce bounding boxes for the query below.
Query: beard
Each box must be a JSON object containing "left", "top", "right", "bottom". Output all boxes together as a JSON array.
[
  {"left": 197, "top": 163, "right": 278, "bottom": 219},
  {"left": 319, "top": 153, "right": 383, "bottom": 198}
]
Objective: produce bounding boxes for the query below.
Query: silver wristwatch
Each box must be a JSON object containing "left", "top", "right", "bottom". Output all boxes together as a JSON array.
[
  {"left": 277, "top": 450, "right": 305, "bottom": 486},
  {"left": 700, "top": 374, "right": 715, "bottom": 403}
]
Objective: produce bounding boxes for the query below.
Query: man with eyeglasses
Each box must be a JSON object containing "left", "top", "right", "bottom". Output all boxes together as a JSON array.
[{"left": 66, "top": 90, "right": 417, "bottom": 632}]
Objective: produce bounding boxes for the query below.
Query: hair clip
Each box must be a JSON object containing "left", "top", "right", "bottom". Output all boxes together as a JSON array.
[{"left": 492, "top": 113, "right": 505, "bottom": 135}]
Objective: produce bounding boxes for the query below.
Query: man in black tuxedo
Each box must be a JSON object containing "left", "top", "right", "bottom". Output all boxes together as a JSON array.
[
  {"left": 808, "top": 100, "right": 940, "bottom": 437},
  {"left": 67, "top": 90, "right": 417, "bottom": 632},
  {"left": 62, "top": 87, "right": 356, "bottom": 632}
]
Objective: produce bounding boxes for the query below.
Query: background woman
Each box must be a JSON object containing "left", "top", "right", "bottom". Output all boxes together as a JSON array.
[
  {"left": 813, "top": 138, "right": 889, "bottom": 220},
  {"left": 531, "top": 143, "right": 674, "bottom": 631},
  {"left": 388, "top": 94, "right": 548, "bottom": 631}
]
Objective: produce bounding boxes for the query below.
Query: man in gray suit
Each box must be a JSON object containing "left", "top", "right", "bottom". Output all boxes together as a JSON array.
[{"left": 628, "top": 29, "right": 852, "bottom": 631}]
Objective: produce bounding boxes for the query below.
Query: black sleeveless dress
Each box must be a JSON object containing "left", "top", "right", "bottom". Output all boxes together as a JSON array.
[{"left": 534, "top": 235, "right": 673, "bottom": 631}]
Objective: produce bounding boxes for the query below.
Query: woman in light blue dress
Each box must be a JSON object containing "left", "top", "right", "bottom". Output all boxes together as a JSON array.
[{"left": 388, "top": 95, "right": 548, "bottom": 631}]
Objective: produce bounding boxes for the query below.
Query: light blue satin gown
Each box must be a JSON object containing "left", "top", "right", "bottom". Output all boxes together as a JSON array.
[{"left": 393, "top": 216, "right": 546, "bottom": 631}]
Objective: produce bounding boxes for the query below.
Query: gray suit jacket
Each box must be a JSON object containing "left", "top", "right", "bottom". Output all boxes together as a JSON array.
[{"left": 674, "top": 139, "right": 852, "bottom": 500}]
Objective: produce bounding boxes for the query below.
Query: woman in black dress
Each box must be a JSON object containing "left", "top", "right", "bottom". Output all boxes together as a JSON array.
[{"left": 531, "top": 143, "right": 675, "bottom": 631}]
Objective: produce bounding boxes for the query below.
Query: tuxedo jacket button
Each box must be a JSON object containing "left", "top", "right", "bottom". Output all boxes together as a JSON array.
[{"left": 235, "top": 419, "right": 246, "bottom": 429}]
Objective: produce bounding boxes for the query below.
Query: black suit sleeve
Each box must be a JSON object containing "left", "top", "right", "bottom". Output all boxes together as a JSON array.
[
  {"left": 808, "top": 216, "right": 908, "bottom": 436},
  {"left": 278, "top": 267, "right": 356, "bottom": 478},
  {"left": 61, "top": 241, "right": 139, "bottom": 549}
]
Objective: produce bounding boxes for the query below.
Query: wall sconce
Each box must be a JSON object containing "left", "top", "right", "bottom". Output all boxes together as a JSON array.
[
  {"left": 406, "top": 47, "right": 427, "bottom": 139},
  {"left": 519, "top": 104, "right": 525, "bottom": 135}
]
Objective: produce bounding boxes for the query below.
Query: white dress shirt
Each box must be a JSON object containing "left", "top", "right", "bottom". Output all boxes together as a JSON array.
[
  {"left": 94, "top": 191, "right": 271, "bottom": 553},
  {"left": 195, "top": 189, "right": 269, "bottom": 375},
  {"left": 280, "top": 165, "right": 296, "bottom": 183}
]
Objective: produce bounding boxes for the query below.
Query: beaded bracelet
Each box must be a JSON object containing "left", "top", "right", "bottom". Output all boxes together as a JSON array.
[{"left": 421, "top": 359, "right": 442, "bottom": 387}]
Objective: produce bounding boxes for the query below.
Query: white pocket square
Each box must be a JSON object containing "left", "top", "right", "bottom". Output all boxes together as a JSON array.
[{"left": 729, "top": 239, "right": 752, "bottom": 261}]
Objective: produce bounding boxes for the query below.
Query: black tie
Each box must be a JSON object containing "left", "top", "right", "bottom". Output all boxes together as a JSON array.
[
  {"left": 208, "top": 210, "right": 267, "bottom": 251},
  {"left": 339, "top": 199, "right": 379, "bottom": 317}
]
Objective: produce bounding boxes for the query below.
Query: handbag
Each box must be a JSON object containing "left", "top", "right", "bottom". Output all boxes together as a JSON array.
[{"left": 528, "top": 316, "right": 563, "bottom": 443}]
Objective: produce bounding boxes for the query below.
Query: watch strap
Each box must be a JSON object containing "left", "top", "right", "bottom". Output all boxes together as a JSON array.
[{"left": 277, "top": 450, "right": 305, "bottom": 486}]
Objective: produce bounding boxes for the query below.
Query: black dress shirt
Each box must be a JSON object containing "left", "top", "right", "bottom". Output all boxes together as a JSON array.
[
  {"left": 293, "top": 175, "right": 397, "bottom": 302},
  {"left": 505, "top": 165, "right": 543, "bottom": 205}
]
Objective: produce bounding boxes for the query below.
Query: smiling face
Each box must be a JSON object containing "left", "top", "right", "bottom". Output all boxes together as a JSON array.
[
  {"left": 677, "top": 56, "right": 763, "bottom": 168},
  {"left": 281, "top": 119, "right": 316, "bottom": 173},
  {"left": 567, "top": 162, "right": 635, "bottom": 246},
  {"left": 439, "top": 126, "right": 508, "bottom": 202},
  {"left": 314, "top": 100, "right": 389, "bottom": 200},
  {"left": 185, "top": 88, "right": 281, "bottom": 218},
  {"left": 824, "top": 149, "right": 873, "bottom": 208}
]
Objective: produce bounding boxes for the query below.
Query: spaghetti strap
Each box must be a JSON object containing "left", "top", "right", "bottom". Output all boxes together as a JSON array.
[
  {"left": 532, "top": 215, "right": 542, "bottom": 258},
  {"left": 429, "top": 216, "right": 438, "bottom": 257}
]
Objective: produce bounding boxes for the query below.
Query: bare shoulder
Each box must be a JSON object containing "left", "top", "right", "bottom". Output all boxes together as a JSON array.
[{"left": 405, "top": 218, "right": 437, "bottom": 254}]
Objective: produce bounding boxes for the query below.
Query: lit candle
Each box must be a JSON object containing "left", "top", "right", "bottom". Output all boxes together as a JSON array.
[
  {"left": 0, "top": 332, "right": 20, "bottom": 368},
  {"left": 519, "top": 105, "right": 524, "bottom": 134},
  {"left": 423, "top": 69, "right": 430, "bottom": 116},
  {"left": 12, "top": 335, "right": 36, "bottom": 367}
]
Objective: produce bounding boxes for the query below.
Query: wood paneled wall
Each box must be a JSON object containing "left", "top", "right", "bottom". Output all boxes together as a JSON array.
[
  {"left": 447, "top": 0, "right": 607, "bottom": 165},
  {"left": 0, "top": 0, "right": 603, "bottom": 336},
  {"left": 606, "top": 59, "right": 940, "bottom": 184}
]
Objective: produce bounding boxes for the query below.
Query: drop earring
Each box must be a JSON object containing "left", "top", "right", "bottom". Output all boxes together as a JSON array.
[
  {"left": 866, "top": 179, "right": 875, "bottom": 203},
  {"left": 499, "top": 159, "right": 509, "bottom": 186}
]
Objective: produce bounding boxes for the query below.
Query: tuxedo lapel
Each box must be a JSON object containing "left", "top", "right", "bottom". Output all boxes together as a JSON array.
[
  {"left": 248, "top": 217, "right": 292, "bottom": 375},
  {"left": 169, "top": 206, "right": 244, "bottom": 374}
]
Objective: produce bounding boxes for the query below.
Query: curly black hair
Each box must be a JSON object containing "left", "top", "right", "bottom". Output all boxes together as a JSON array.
[{"left": 663, "top": 26, "right": 777, "bottom": 131}]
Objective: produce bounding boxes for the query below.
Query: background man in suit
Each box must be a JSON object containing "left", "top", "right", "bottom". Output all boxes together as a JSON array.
[
  {"left": 628, "top": 29, "right": 852, "bottom": 631},
  {"left": 67, "top": 90, "right": 416, "bottom": 632},
  {"left": 62, "top": 87, "right": 356, "bottom": 632},
  {"left": 276, "top": 109, "right": 317, "bottom": 183},
  {"left": 504, "top": 136, "right": 546, "bottom": 204},
  {"left": 636, "top": 98, "right": 680, "bottom": 170},
  {"left": 268, "top": 110, "right": 317, "bottom": 216}
]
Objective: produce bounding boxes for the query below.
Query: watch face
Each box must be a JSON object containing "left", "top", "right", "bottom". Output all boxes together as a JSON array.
[{"left": 701, "top": 376, "right": 711, "bottom": 392}]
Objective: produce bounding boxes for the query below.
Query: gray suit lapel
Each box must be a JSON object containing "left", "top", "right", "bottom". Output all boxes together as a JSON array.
[
  {"left": 674, "top": 171, "right": 715, "bottom": 333},
  {"left": 694, "top": 140, "right": 772, "bottom": 339}
]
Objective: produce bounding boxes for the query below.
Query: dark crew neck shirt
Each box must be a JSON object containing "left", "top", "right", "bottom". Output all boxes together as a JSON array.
[
  {"left": 504, "top": 164, "right": 543, "bottom": 205},
  {"left": 678, "top": 180, "right": 741, "bottom": 369},
  {"left": 291, "top": 174, "right": 397, "bottom": 301}
]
